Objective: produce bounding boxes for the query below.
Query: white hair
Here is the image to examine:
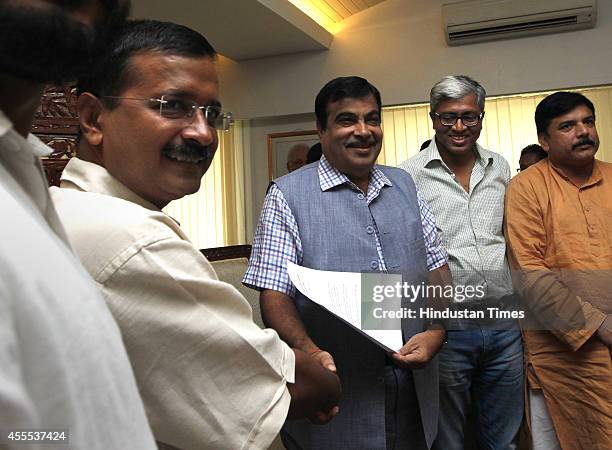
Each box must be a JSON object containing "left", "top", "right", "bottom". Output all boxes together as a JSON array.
[{"left": 430, "top": 75, "right": 486, "bottom": 112}]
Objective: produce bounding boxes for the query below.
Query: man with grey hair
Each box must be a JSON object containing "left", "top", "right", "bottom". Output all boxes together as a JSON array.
[{"left": 400, "top": 75, "right": 523, "bottom": 449}]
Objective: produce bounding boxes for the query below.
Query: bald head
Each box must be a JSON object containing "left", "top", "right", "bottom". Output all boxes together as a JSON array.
[{"left": 287, "top": 143, "right": 309, "bottom": 172}]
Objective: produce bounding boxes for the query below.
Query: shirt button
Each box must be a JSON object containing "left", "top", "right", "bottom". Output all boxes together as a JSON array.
[
  {"left": 370, "top": 261, "right": 378, "bottom": 269},
  {"left": 366, "top": 226, "right": 374, "bottom": 234},
  {"left": 585, "top": 207, "right": 591, "bottom": 212},
  {"left": 357, "top": 193, "right": 365, "bottom": 200}
]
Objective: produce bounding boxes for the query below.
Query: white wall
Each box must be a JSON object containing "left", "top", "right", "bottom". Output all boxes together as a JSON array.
[
  {"left": 220, "top": 0, "right": 612, "bottom": 118},
  {"left": 245, "top": 113, "right": 316, "bottom": 238},
  {"left": 229, "top": 0, "right": 612, "bottom": 239}
]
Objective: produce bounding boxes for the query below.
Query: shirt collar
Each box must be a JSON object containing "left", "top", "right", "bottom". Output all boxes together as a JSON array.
[
  {"left": 549, "top": 158, "right": 604, "bottom": 188},
  {"left": 590, "top": 160, "right": 604, "bottom": 185},
  {"left": 423, "top": 138, "right": 493, "bottom": 169},
  {"left": 28, "top": 134, "right": 53, "bottom": 157},
  {"left": 60, "top": 157, "right": 161, "bottom": 211},
  {"left": 0, "top": 108, "right": 52, "bottom": 157},
  {"left": 0, "top": 109, "right": 12, "bottom": 139},
  {"left": 317, "top": 154, "right": 392, "bottom": 192}
]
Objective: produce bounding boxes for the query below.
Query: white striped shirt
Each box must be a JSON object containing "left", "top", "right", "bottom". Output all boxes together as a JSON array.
[{"left": 399, "top": 140, "right": 513, "bottom": 301}]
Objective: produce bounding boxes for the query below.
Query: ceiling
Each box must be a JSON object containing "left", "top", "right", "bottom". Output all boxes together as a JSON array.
[
  {"left": 302, "top": 0, "right": 386, "bottom": 22},
  {"left": 130, "top": 0, "right": 387, "bottom": 61}
]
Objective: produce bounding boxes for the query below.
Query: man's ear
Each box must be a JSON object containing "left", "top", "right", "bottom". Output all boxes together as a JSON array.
[
  {"left": 77, "top": 93, "right": 105, "bottom": 147},
  {"left": 537, "top": 132, "right": 550, "bottom": 153}
]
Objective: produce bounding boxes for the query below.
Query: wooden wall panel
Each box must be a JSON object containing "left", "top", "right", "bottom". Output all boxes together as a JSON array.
[{"left": 31, "top": 84, "right": 78, "bottom": 186}]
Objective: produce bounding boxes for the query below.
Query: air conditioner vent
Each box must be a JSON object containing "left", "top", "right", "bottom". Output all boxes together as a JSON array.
[
  {"left": 449, "top": 15, "right": 579, "bottom": 41},
  {"left": 444, "top": 0, "right": 597, "bottom": 46}
]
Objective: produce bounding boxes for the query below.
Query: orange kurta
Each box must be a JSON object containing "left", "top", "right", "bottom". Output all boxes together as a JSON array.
[{"left": 505, "top": 158, "right": 611, "bottom": 450}]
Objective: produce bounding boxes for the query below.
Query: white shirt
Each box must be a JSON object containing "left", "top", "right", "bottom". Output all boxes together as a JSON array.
[
  {"left": 0, "top": 109, "right": 155, "bottom": 449},
  {"left": 51, "top": 158, "right": 295, "bottom": 450}
]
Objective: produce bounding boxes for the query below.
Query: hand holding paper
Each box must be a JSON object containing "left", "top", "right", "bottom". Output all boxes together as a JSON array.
[
  {"left": 287, "top": 261, "right": 404, "bottom": 352},
  {"left": 390, "top": 329, "right": 446, "bottom": 369}
]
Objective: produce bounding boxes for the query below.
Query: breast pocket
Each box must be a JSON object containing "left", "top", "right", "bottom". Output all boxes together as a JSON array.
[
  {"left": 475, "top": 184, "right": 506, "bottom": 237},
  {"left": 383, "top": 223, "right": 427, "bottom": 273}
]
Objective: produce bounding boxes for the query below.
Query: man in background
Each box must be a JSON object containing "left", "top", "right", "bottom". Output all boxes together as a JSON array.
[
  {"left": 400, "top": 75, "right": 523, "bottom": 450},
  {"left": 505, "top": 91, "right": 611, "bottom": 450},
  {"left": 245, "top": 76, "right": 450, "bottom": 450},
  {"left": 518, "top": 143, "right": 547, "bottom": 172},
  {"left": 287, "top": 142, "right": 309, "bottom": 172},
  {"left": 0, "top": 1, "right": 156, "bottom": 448},
  {"left": 51, "top": 19, "right": 340, "bottom": 450}
]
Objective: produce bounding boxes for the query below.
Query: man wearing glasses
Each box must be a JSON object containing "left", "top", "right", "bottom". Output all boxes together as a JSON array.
[
  {"left": 51, "top": 19, "right": 340, "bottom": 450},
  {"left": 400, "top": 76, "right": 523, "bottom": 450},
  {"left": 0, "top": 1, "right": 157, "bottom": 448}
]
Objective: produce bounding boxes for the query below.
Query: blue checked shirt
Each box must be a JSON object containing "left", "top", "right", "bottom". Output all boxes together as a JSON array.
[{"left": 243, "top": 155, "right": 448, "bottom": 297}]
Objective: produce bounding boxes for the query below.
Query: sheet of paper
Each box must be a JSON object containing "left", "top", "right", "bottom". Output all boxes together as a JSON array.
[{"left": 287, "top": 261, "right": 403, "bottom": 352}]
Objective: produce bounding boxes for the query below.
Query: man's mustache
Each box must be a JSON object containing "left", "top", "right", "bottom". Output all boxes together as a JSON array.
[
  {"left": 346, "top": 138, "right": 377, "bottom": 147},
  {"left": 162, "top": 141, "right": 215, "bottom": 161},
  {"left": 573, "top": 138, "right": 596, "bottom": 149}
]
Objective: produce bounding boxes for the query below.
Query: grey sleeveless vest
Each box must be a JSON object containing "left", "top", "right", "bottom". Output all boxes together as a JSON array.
[{"left": 275, "top": 162, "right": 439, "bottom": 449}]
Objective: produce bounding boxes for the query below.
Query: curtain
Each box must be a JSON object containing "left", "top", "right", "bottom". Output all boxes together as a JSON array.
[
  {"left": 220, "top": 120, "right": 248, "bottom": 245},
  {"left": 165, "top": 85, "right": 612, "bottom": 249},
  {"left": 380, "top": 85, "right": 612, "bottom": 170},
  {"left": 162, "top": 120, "right": 248, "bottom": 249}
]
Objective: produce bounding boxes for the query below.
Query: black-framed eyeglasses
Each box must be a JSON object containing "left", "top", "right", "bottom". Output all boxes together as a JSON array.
[
  {"left": 433, "top": 112, "right": 484, "bottom": 127},
  {"left": 102, "top": 95, "right": 234, "bottom": 131}
]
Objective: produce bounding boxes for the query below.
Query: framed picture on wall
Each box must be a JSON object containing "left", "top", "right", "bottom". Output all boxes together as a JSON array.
[{"left": 267, "top": 130, "right": 319, "bottom": 181}]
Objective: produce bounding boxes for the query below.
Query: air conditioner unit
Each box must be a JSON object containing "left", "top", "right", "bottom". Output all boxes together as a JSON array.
[{"left": 443, "top": 0, "right": 597, "bottom": 46}]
